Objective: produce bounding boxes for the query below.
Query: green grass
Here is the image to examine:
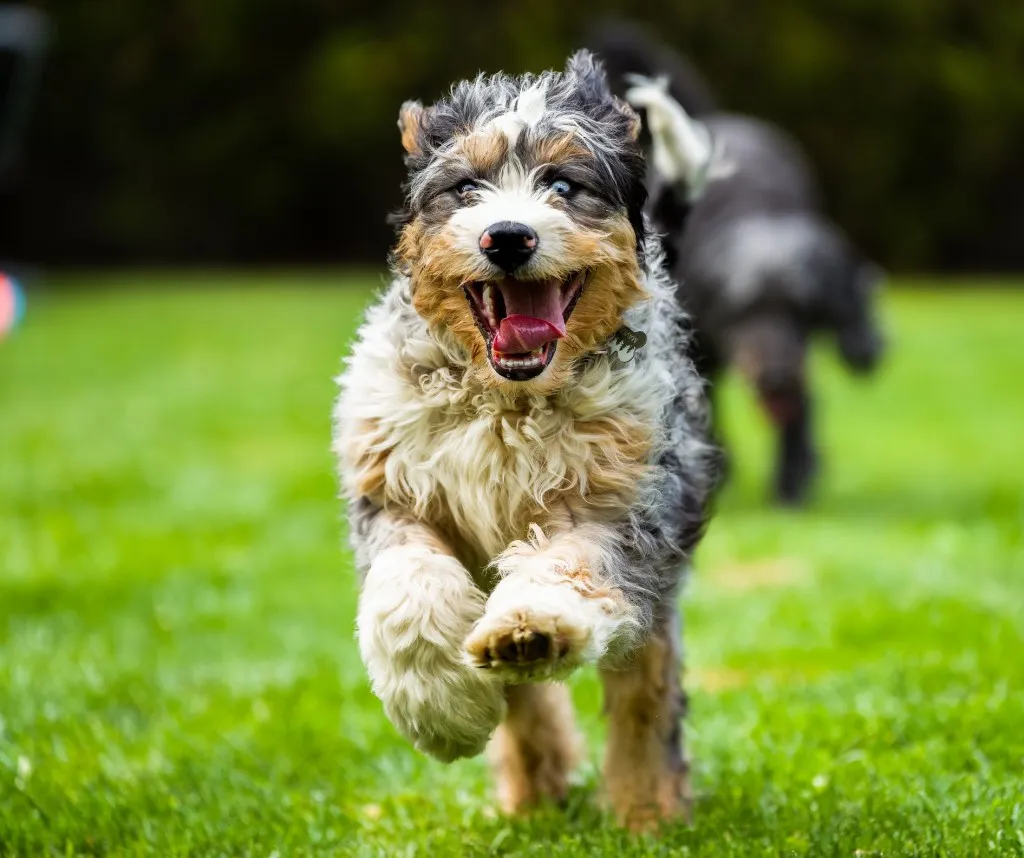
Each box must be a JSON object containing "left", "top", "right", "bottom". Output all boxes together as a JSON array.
[{"left": 2, "top": 273, "right": 1023, "bottom": 856}]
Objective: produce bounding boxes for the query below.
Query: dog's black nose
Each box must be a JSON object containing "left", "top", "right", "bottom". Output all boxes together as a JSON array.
[{"left": 480, "top": 222, "right": 537, "bottom": 273}]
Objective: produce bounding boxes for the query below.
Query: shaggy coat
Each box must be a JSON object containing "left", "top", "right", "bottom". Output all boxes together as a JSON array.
[{"left": 333, "top": 52, "right": 716, "bottom": 829}]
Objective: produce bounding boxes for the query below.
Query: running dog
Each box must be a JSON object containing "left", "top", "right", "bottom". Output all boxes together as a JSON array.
[{"left": 333, "top": 51, "right": 717, "bottom": 829}]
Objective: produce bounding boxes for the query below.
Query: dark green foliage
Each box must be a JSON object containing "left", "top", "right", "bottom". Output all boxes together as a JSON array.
[
  {"left": 0, "top": 2, "right": 1021, "bottom": 269},
  {"left": 7, "top": 2, "right": 1024, "bottom": 268}
]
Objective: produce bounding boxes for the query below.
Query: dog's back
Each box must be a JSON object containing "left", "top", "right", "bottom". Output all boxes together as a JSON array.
[
  {"left": 678, "top": 113, "right": 883, "bottom": 377},
  {"left": 590, "top": 23, "right": 882, "bottom": 373},
  {"left": 676, "top": 114, "right": 837, "bottom": 335},
  {"left": 693, "top": 114, "right": 819, "bottom": 220}
]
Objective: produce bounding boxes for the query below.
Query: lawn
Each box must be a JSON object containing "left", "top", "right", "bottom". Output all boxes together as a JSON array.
[{"left": 1, "top": 273, "right": 1022, "bottom": 857}]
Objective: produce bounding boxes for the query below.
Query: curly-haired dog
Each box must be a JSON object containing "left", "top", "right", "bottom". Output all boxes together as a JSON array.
[
  {"left": 333, "top": 52, "right": 717, "bottom": 829},
  {"left": 595, "top": 23, "right": 886, "bottom": 505}
]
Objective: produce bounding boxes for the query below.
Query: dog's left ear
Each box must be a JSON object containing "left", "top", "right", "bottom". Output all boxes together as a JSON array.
[
  {"left": 565, "top": 49, "right": 613, "bottom": 106},
  {"left": 398, "top": 100, "right": 426, "bottom": 156},
  {"left": 566, "top": 50, "right": 641, "bottom": 139}
]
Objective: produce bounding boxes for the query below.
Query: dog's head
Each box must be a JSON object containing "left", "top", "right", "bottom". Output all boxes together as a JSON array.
[{"left": 392, "top": 51, "right": 648, "bottom": 392}]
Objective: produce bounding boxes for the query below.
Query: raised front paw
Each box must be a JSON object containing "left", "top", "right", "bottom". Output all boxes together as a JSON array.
[
  {"left": 464, "top": 606, "right": 581, "bottom": 679},
  {"left": 464, "top": 567, "right": 629, "bottom": 681}
]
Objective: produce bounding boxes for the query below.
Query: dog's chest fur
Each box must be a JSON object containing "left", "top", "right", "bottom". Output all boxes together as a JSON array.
[{"left": 335, "top": 283, "right": 671, "bottom": 572}]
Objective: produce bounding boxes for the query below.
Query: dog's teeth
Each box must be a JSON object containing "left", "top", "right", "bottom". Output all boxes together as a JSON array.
[{"left": 494, "top": 347, "right": 547, "bottom": 372}]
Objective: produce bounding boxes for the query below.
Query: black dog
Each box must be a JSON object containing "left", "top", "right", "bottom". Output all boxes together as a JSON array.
[{"left": 593, "top": 23, "right": 885, "bottom": 504}]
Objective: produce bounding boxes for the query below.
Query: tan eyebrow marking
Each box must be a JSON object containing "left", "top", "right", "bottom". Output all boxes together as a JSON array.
[{"left": 454, "top": 128, "right": 510, "bottom": 175}]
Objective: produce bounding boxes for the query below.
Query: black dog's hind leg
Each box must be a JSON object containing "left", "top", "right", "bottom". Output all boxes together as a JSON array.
[{"left": 773, "top": 390, "right": 819, "bottom": 505}]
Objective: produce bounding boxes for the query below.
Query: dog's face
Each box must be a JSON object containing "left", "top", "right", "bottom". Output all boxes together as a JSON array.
[{"left": 393, "top": 52, "right": 648, "bottom": 392}]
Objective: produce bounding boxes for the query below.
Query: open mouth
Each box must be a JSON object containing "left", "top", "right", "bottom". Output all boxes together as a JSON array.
[{"left": 463, "top": 272, "right": 586, "bottom": 381}]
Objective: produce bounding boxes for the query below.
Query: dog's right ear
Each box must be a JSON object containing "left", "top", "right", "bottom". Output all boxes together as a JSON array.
[{"left": 398, "top": 100, "right": 426, "bottom": 155}]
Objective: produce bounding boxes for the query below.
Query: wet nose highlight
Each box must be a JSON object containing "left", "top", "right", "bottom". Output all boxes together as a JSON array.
[{"left": 480, "top": 221, "right": 537, "bottom": 273}]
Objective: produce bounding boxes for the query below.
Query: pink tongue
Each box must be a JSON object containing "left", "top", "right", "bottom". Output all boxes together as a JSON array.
[
  {"left": 494, "top": 316, "right": 564, "bottom": 353},
  {"left": 492, "top": 279, "right": 567, "bottom": 354}
]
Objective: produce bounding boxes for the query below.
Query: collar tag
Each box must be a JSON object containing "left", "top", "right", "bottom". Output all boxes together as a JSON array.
[{"left": 607, "top": 325, "right": 647, "bottom": 368}]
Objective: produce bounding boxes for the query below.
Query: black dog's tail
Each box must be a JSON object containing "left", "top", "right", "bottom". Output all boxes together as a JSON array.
[{"left": 586, "top": 19, "right": 718, "bottom": 117}]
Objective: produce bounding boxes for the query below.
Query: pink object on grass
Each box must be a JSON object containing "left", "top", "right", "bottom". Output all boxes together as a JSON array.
[{"left": 0, "top": 273, "right": 25, "bottom": 338}]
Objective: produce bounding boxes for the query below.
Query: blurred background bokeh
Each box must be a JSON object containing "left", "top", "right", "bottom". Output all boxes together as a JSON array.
[{"left": 3, "top": 0, "right": 1023, "bottom": 271}]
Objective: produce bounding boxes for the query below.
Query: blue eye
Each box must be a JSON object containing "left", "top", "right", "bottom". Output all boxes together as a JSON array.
[
  {"left": 455, "top": 179, "right": 478, "bottom": 196},
  {"left": 550, "top": 178, "right": 574, "bottom": 196}
]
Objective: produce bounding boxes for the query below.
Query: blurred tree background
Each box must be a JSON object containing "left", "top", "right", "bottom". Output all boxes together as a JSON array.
[{"left": 3, "top": 0, "right": 1023, "bottom": 270}]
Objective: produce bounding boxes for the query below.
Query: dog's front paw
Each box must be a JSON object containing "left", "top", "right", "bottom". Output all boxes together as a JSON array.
[
  {"left": 464, "top": 605, "right": 583, "bottom": 679},
  {"left": 358, "top": 545, "right": 506, "bottom": 761},
  {"left": 464, "top": 561, "right": 630, "bottom": 681},
  {"left": 379, "top": 660, "right": 506, "bottom": 762}
]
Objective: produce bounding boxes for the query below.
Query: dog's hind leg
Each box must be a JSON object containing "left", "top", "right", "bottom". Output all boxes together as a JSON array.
[
  {"left": 489, "top": 683, "right": 581, "bottom": 814},
  {"left": 600, "top": 609, "right": 691, "bottom": 832}
]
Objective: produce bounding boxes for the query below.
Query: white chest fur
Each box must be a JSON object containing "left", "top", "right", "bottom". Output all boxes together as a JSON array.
[{"left": 334, "top": 280, "right": 677, "bottom": 569}]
